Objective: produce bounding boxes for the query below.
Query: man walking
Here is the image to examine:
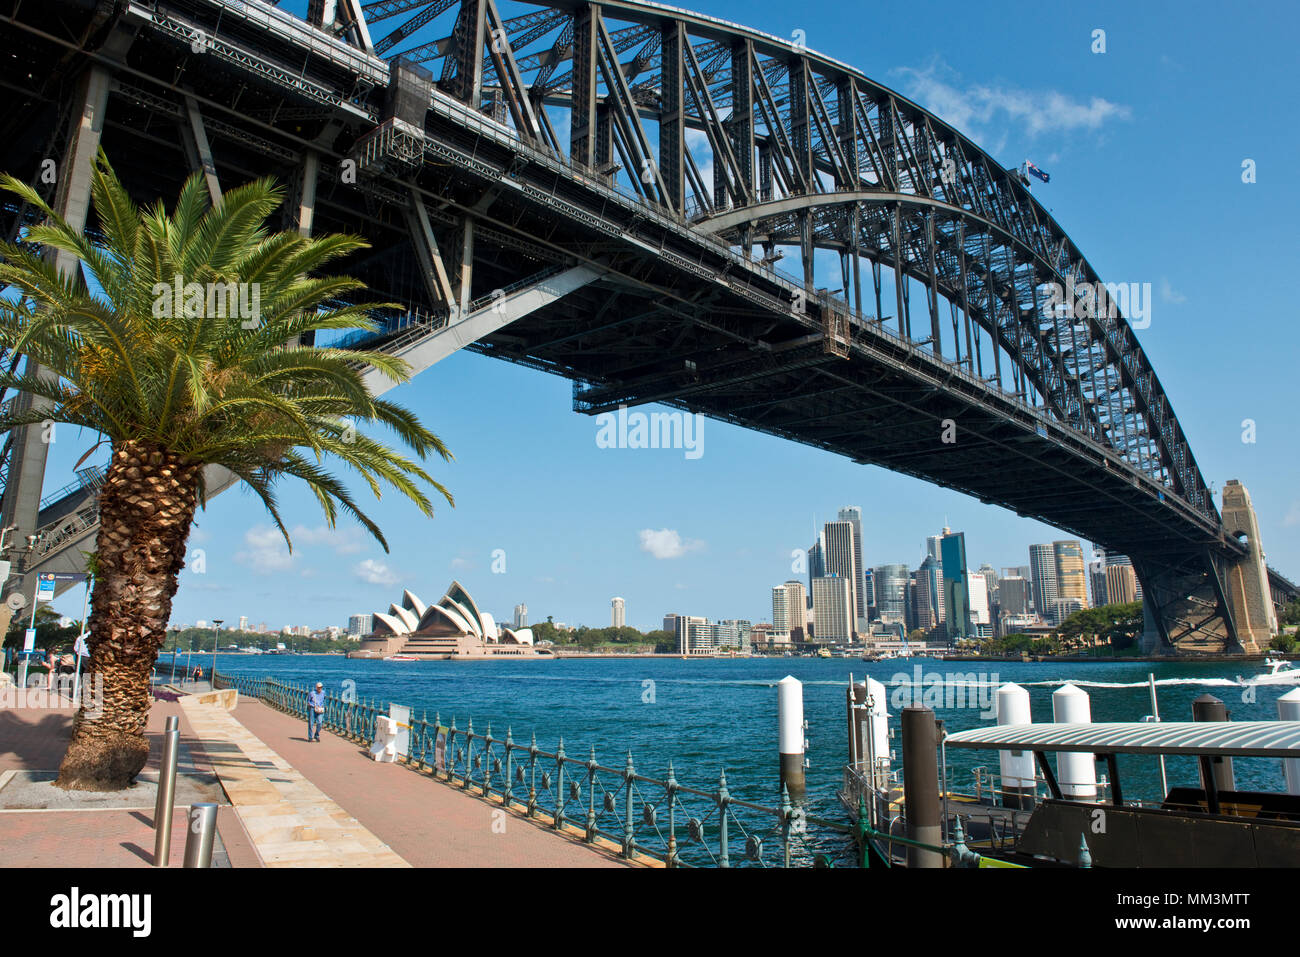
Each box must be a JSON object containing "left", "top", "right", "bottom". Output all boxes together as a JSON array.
[{"left": 307, "top": 682, "right": 326, "bottom": 742}]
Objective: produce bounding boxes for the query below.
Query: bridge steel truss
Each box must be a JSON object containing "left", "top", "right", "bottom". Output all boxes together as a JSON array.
[{"left": 0, "top": 0, "right": 1289, "bottom": 650}]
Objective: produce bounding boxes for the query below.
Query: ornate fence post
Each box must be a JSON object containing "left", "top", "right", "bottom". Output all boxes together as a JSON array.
[
  {"left": 717, "top": 770, "right": 731, "bottom": 868},
  {"left": 503, "top": 728, "right": 514, "bottom": 807},
  {"left": 463, "top": 719, "right": 475, "bottom": 790},
  {"left": 448, "top": 717, "right": 458, "bottom": 785},
  {"left": 622, "top": 752, "right": 636, "bottom": 860},
  {"left": 781, "top": 783, "right": 793, "bottom": 869},
  {"left": 554, "top": 738, "right": 566, "bottom": 830},
  {"left": 585, "top": 746, "right": 598, "bottom": 844},
  {"left": 483, "top": 723, "right": 494, "bottom": 799},
  {"left": 666, "top": 762, "right": 678, "bottom": 868},
  {"left": 527, "top": 733, "right": 539, "bottom": 818}
]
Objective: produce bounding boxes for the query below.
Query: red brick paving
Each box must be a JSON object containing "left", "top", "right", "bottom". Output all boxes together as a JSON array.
[
  {"left": 231, "top": 699, "right": 631, "bottom": 867},
  {"left": 0, "top": 691, "right": 259, "bottom": 868}
]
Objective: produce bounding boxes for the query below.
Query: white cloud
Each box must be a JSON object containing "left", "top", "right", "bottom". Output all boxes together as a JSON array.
[
  {"left": 639, "top": 528, "right": 704, "bottom": 560},
  {"left": 1159, "top": 278, "right": 1187, "bottom": 304},
  {"left": 1284, "top": 502, "right": 1300, "bottom": 528},
  {"left": 894, "top": 60, "right": 1131, "bottom": 142},
  {"left": 235, "top": 526, "right": 292, "bottom": 572},
  {"left": 450, "top": 557, "right": 472, "bottom": 570},
  {"left": 235, "top": 524, "right": 365, "bottom": 573},
  {"left": 354, "top": 558, "right": 399, "bottom": 586},
  {"left": 291, "top": 524, "right": 366, "bottom": 554}
]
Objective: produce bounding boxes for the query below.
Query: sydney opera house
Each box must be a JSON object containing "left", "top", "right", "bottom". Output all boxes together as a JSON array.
[{"left": 350, "top": 581, "right": 549, "bottom": 659}]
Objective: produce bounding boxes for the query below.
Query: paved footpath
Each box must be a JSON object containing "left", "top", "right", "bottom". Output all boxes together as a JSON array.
[
  {"left": 228, "top": 698, "right": 632, "bottom": 867},
  {"left": 0, "top": 690, "right": 259, "bottom": 868}
]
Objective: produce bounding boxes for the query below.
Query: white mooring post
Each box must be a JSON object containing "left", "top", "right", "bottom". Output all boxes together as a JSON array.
[
  {"left": 996, "top": 683, "right": 1036, "bottom": 809},
  {"left": 778, "top": 675, "right": 806, "bottom": 798},
  {"left": 1052, "top": 684, "right": 1097, "bottom": 800},
  {"left": 1279, "top": 688, "right": 1300, "bottom": 795}
]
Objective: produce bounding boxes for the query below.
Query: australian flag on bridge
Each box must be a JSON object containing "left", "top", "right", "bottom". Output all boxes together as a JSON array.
[{"left": 1025, "top": 161, "right": 1050, "bottom": 183}]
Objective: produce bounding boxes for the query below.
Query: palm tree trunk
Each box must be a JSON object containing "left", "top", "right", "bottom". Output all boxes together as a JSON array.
[{"left": 55, "top": 440, "right": 201, "bottom": 791}]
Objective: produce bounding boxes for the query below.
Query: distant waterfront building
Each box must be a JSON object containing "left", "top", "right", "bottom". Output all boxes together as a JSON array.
[
  {"left": 196, "top": 619, "right": 207, "bottom": 629},
  {"left": 673, "top": 615, "right": 708, "bottom": 654},
  {"left": 968, "top": 574, "right": 992, "bottom": 639},
  {"left": 914, "top": 555, "right": 946, "bottom": 634},
  {"left": 663, "top": 613, "right": 680, "bottom": 634},
  {"left": 999, "top": 576, "right": 1031, "bottom": 617},
  {"left": 940, "top": 529, "right": 971, "bottom": 642},
  {"left": 863, "top": 567, "right": 876, "bottom": 620},
  {"left": 1089, "top": 558, "right": 1108, "bottom": 607},
  {"left": 718, "top": 619, "right": 752, "bottom": 652},
  {"left": 836, "top": 506, "right": 869, "bottom": 629},
  {"left": 1054, "top": 541, "right": 1088, "bottom": 612},
  {"left": 925, "top": 534, "right": 943, "bottom": 562},
  {"left": 807, "top": 535, "right": 825, "bottom": 594},
  {"left": 1103, "top": 552, "right": 1142, "bottom": 600},
  {"left": 1105, "top": 563, "right": 1139, "bottom": 605},
  {"left": 238, "top": 615, "right": 249, "bottom": 632},
  {"left": 611, "top": 596, "right": 626, "bottom": 628},
  {"left": 348, "top": 614, "right": 373, "bottom": 637},
  {"left": 513, "top": 603, "right": 528, "bottom": 628},
  {"left": 1028, "top": 544, "right": 1058, "bottom": 619},
  {"left": 975, "top": 563, "right": 998, "bottom": 605},
  {"left": 812, "top": 575, "right": 854, "bottom": 643},
  {"left": 874, "top": 563, "right": 909, "bottom": 625},
  {"left": 771, "top": 586, "right": 790, "bottom": 637}
]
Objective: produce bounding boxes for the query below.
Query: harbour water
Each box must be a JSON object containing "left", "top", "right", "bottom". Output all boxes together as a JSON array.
[{"left": 196, "top": 655, "right": 1300, "bottom": 825}]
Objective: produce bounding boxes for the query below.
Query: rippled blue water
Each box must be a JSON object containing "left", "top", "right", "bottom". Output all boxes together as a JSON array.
[{"left": 191, "top": 654, "right": 1299, "bottom": 827}]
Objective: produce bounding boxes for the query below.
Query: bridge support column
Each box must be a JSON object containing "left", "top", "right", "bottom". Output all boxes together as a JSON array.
[
  {"left": 1219, "top": 479, "right": 1276, "bottom": 653},
  {"left": 1, "top": 63, "right": 111, "bottom": 601}
]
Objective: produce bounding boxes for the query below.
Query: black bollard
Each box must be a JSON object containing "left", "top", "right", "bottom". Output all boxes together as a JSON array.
[
  {"left": 901, "top": 705, "right": 943, "bottom": 868},
  {"left": 1191, "top": 693, "right": 1234, "bottom": 811}
]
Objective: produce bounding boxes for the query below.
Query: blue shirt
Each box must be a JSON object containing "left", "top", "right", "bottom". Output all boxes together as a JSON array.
[{"left": 308, "top": 689, "right": 325, "bottom": 709}]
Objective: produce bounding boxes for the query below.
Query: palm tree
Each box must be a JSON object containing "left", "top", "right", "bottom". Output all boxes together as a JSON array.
[{"left": 0, "top": 152, "right": 453, "bottom": 790}]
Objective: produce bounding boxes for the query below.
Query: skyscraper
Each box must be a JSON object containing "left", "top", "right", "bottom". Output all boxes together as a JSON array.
[
  {"left": 812, "top": 575, "right": 853, "bottom": 643},
  {"left": 873, "top": 563, "right": 909, "bottom": 624},
  {"left": 1028, "top": 544, "right": 1058, "bottom": 619},
  {"left": 837, "top": 506, "right": 868, "bottom": 629},
  {"left": 822, "top": 520, "right": 859, "bottom": 632},
  {"left": 1105, "top": 564, "right": 1138, "bottom": 604},
  {"left": 348, "top": 614, "right": 373, "bottom": 637},
  {"left": 1053, "top": 540, "right": 1088, "bottom": 618},
  {"left": 238, "top": 615, "right": 249, "bottom": 632},
  {"left": 771, "top": 585, "right": 790, "bottom": 635},
  {"left": 998, "top": 576, "right": 1030, "bottom": 616},
  {"left": 914, "top": 555, "right": 946, "bottom": 633},
  {"left": 513, "top": 603, "right": 528, "bottom": 628},
  {"left": 611, "top": 597, "right": 625, "bottom": 628},
  {"left": 807, "top": 534, "right": 825, "bottom": 593},
  {"left": 940, "top": 529, "right": 971, "bottom": 642}
]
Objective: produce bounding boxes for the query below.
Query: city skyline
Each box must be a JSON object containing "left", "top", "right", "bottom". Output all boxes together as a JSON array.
[{"left": 30, "top": 0, "right": 1299, "bottom": 634}]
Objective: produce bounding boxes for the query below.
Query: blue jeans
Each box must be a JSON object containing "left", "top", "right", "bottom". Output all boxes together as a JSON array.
[{"left": 308, "top": 709, "right": 324, "bottom": 740}]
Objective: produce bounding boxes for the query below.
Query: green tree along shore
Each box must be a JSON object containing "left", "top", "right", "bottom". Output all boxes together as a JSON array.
[{"left": 530, "top": 621, "right": 676, "bottom": 654}]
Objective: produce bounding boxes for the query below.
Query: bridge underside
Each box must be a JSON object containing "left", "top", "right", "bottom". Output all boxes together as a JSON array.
[{"left": 0, "top": 0, "right": 1289, "bottom": 652}]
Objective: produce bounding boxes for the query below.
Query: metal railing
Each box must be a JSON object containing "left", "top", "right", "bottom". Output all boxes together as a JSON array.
[{"left": 212, "top": 670, "right": 985, "bottom": 868}]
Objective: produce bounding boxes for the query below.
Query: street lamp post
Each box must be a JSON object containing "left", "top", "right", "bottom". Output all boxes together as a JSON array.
[
  {"left": 210, "top": 619, "right": 223, "bottom": 687},
  {"left": 168, "top": 627, "right": 179, "bottom": 684}
]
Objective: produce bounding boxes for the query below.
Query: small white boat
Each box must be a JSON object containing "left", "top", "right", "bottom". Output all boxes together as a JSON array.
[
  {"left": 1248, "top": 658, "right": 1300, "bottom": 685},
  {"left": 385, "top": 654, "right": 419, "bottom": 661}
]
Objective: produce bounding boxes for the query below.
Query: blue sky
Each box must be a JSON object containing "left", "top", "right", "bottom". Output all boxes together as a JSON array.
[{"left": 39, "top": 0, "right": 1300, "bottom": 631}]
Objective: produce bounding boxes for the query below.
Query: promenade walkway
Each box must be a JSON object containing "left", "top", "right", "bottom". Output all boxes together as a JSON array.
[
  {"left": 220, "top": 697, "right": 631, "bottom": 867},
  {"left": 0, "top": 690, "right": 259, "bottom": 867}
]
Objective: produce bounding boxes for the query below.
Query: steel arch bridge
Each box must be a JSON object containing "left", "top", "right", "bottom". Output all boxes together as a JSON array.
[{"left": 0, "top": 0, "right": 1289, "bottom": 652}]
